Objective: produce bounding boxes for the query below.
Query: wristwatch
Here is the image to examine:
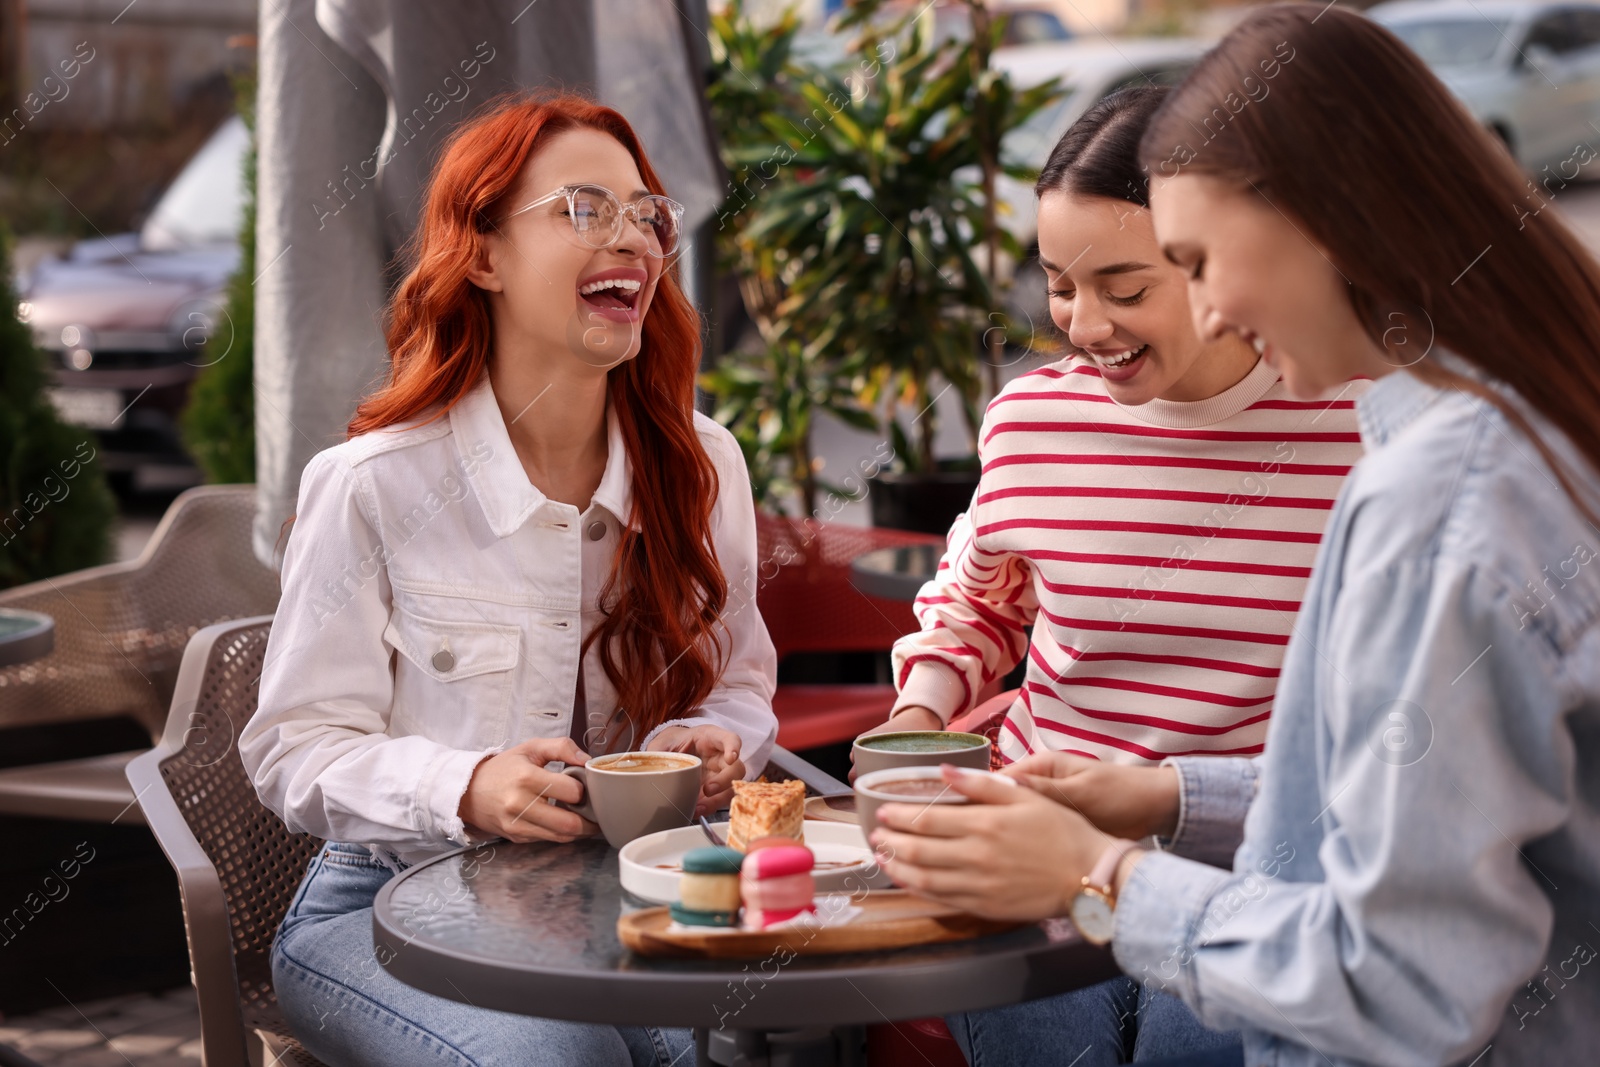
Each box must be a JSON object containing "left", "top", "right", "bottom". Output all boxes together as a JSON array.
[{"left": 1068, "top": 839, "right": 1138, "bottom": 945}]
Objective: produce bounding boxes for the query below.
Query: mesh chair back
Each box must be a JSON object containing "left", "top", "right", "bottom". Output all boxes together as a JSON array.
[
  {"left": 132, "top": 616, "right": 323, "bottom": 1066},
  {"left": 754, "top": 515, "right": 943, "bottom": 661},
  {"left": 0, "top": 485, "right": 281, "bottom": 739}
]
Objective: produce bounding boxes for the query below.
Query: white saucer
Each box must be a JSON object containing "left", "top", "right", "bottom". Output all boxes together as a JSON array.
[{"left": 617, "top": 821, "right": 891, "bottom": 905}]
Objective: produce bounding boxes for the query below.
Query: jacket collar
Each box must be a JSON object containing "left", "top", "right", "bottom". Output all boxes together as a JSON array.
[
  {"left": 449, "top": 372, "right": 637, "bottom": 539},
  {"left": 1355, "top": 366, "right": 1449, "bottom": 451},
  {"left": 589, "top": 401, "right": 637, "bottom": 531}
]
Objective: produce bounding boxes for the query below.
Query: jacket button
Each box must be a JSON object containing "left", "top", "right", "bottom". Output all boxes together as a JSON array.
[
  {"left": 432, "top": 649, "right": 456, "bottom": 672},
  {"left": 587, "top": 520, "right": 606, "bottom": 541}
]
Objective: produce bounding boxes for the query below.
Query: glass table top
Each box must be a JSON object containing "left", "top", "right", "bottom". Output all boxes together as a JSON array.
[
  {"left": 374, "top": 838, "right": 1115, "bottom": 1029},
  {"left": 0, "top": 608, "right": 54, "bottom": 668},
  {"left": 0, "top": 609, "right": 50, "bottom": 640},
  {"left": 848, "top": 545, "right": 943, "bottom": 602}
]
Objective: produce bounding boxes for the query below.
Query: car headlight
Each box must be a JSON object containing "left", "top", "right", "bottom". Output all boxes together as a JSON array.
[{"left": 60, "top": 323, "right": 96, "bottom": 349}]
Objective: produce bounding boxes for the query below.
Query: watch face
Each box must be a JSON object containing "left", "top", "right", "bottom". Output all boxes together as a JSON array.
[{"left": 1070, "top": 890, "right": 1116, "bottom": 944}]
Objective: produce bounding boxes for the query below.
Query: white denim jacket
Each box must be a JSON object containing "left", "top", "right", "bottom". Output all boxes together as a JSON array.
[{"left": 240, "top": 374, "right": 779, "bottom": 864}]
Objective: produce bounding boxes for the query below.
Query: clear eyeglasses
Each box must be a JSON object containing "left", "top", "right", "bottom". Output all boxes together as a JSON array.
[{"left": 507, "top": 183, "right": 684, "bottom": 258}]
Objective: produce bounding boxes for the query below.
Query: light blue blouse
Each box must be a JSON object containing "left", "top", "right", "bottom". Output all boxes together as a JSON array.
[{"left": 1112, "top": 365, "right": 1600, "bottom": 1065}]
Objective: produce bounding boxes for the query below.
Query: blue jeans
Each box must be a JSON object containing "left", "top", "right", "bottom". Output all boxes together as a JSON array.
[
  {"left": 272, "top": 842, "right": 693, "bottom": 1067},
  {"left": 947, "top": 977, "right": 1239, "bottom": 1066}
]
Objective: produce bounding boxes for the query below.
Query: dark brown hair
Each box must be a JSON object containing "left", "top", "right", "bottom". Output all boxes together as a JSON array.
[
  {"left": 1037, "top": 85, "right": 1168, "bottom": 206},
  {"left": 1140, "top": 3, "right": 1600, "bottom": 508}
]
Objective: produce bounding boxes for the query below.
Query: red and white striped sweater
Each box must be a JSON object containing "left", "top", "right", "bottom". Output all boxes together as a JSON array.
[{"left": 891, "top": 356, "right": 1368, "bottom": 764}]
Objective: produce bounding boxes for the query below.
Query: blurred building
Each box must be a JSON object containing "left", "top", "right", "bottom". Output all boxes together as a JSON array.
[
  {"left": 723, "top": 0, "right": 1139, "bottom": 35},
  {"left": 0, "top": 0, "right": 255, "bottom": 133}
]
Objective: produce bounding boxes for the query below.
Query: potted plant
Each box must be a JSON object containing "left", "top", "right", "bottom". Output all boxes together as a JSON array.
[
  {"left": 705, "top": 0, "right": 1058, "bottom": 532},
  {"left": 704, "top": 2, "right": 874, "bottom": 517}
]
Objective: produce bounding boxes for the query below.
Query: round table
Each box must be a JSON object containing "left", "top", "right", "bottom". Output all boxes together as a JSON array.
[
  {"left": 848, "top": 544, "right": 942, "bottom": 603},
  {"left": 0, "top": 608, "right": 54, "bottom": 667},
  {"left": 374, "top": 839, "right": 1118, "bottom": 1065}
]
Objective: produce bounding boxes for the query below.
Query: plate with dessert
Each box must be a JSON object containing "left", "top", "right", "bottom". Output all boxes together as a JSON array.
[
  {"left": 618, "top": 886, "right": 1024, "bottom": 959},
  {"left": 617, "top": 780, "right": 891, "bottom": 905},
  {"left": 617, "top": 780, "right": 1022, "bottom": 958}
]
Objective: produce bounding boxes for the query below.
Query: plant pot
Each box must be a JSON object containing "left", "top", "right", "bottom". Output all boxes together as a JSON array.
[{"left": 867, "top": 466, "right": 982, "bottom": 535}]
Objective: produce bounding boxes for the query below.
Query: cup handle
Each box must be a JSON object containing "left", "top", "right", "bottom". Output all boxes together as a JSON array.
[{"left": 557, "top": 765, "right": 597, "bottom": 823}]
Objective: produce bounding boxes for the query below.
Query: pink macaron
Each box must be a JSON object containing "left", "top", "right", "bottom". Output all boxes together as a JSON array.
[
  {"left": 742, "top": 871, "right": 814, "bottom": 911},
  {"left": 740, "top": 844, "right": 816, "bottom": 930},
  {"left": 742, "top": 844, "right": 814, "bottom": 879}
]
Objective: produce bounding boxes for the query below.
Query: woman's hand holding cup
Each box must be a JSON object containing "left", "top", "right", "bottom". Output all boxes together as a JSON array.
[
  {"left": 459, "top": 737, "right": 599, "bottom": 843},
  {"left": 869, "top": 763, "right": 1107, "bottom": 922},
  {"left": 649, "top": 723, "right": 745, "bottom": 815},
  {"left": 1002, "top": 751, "right": 1180, "bottom": 841}
]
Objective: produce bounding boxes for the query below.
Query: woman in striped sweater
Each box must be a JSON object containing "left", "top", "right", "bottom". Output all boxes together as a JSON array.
[
  {"left": 866, "top": 86, "right": 1365, "bottom": 766},
  {"left": 859, "top": 87, "right": 1365, "bottom": 1063}
]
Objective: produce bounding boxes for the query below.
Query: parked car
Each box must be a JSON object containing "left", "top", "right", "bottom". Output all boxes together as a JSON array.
[
  {"left": 794, "top": 0, "right": 1073, "bottom": 68},
  {"left": 17, "top": 116, "right": 247, "bottom": 493},
  {"left": 1370, "top": 0, "right": 1600, "bottom": 173},
  {"left": 926, "top": 1, "right": 1075, "bottom": 47}
]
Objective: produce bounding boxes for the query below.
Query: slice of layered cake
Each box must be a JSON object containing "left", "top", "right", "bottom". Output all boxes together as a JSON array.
[{"left": 726, "top": 779, "right": 806, "bottom": 851}]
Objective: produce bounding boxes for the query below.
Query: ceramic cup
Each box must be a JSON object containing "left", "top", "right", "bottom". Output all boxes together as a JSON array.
[
  {"left": 854, "top": 764, "right": 1018, "bottom": 843},
  {"left": 851, "top": 730, "right": 991, "bottom": 779},
  {"left": 559, "top": 751, "right": 702, "bottom": 849}
]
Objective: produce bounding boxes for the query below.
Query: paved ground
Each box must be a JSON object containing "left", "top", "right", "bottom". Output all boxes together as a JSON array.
[
  {"left": 25, "top": 178, "right": 1600, "bottom": 1067},
  {"left": 0, "top": 988, "right": 201, "bottom": 1067}
]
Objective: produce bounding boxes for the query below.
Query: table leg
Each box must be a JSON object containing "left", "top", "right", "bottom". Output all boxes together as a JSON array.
[{"left": 693, "top": 1025, "right": 865, "bottom": 1066}]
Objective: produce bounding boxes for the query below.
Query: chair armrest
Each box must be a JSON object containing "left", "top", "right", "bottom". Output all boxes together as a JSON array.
[
  {"left": 125, "top": 617, "right": 275, "bottom": 1067},
  {"left": 128, "top": 746, "right": 252, "bottom": 1067}
]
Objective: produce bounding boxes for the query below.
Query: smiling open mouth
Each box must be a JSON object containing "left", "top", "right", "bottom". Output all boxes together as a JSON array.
[
  {"left": 1082, "top": 343, "right": 1149, "bottom": 380},
  {"left": 580, "top": 277, "right": 641, "bottom": 311},
  {"left": 1099, "top": 344, "right": 1147, "bottom": 369}
]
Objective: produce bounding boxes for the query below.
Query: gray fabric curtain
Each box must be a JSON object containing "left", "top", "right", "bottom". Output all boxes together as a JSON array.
[{"left": 252, "top": 0, "right": 720, "bottom": 564}]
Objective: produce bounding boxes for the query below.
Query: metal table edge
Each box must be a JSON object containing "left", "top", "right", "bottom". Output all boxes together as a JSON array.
[{"left": 373, "top": 843, "right": 1121, "bottom": 1030}]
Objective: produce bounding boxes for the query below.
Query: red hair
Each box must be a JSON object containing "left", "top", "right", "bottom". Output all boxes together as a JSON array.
[{"left": 350, "top": 92, "right": 728, "bottom": 739}]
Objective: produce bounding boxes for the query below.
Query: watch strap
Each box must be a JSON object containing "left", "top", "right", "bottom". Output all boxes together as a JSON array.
[{"left": 1086, "top": 838, "right": 1139, "bottom": 893}]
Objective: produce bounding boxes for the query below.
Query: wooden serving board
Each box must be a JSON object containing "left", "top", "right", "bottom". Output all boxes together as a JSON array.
[
  {"left": 618, "top": 891, "right": 1023, "bottom": 959},
  {"left": 802, "top": 793, "right": 859, "bottom": 825}
]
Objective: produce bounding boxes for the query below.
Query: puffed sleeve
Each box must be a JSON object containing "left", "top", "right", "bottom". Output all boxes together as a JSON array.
[
  {"left": 1152, "top": 754, "right": 1261, "bottom": 868},
  {"left": 890, "top": 500, "right": 1036, "bottom": 725}
]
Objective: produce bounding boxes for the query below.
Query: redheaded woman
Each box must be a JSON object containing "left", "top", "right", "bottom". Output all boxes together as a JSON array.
[{"left": 240, "top": 94, "right": 777, "bottom": 1066}]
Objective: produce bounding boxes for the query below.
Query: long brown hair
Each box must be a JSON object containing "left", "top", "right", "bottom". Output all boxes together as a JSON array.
[
  {"left": 1140, "top": 3, "right": 1600, "bottom": 509},
  {"left": 350, "top": 92, "right": 727, "bottom": 737}
]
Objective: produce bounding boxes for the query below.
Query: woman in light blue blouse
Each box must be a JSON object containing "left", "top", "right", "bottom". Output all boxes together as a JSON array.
[{"left": 870, "top": 6, "right": 1600, "bottom": 1066}]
